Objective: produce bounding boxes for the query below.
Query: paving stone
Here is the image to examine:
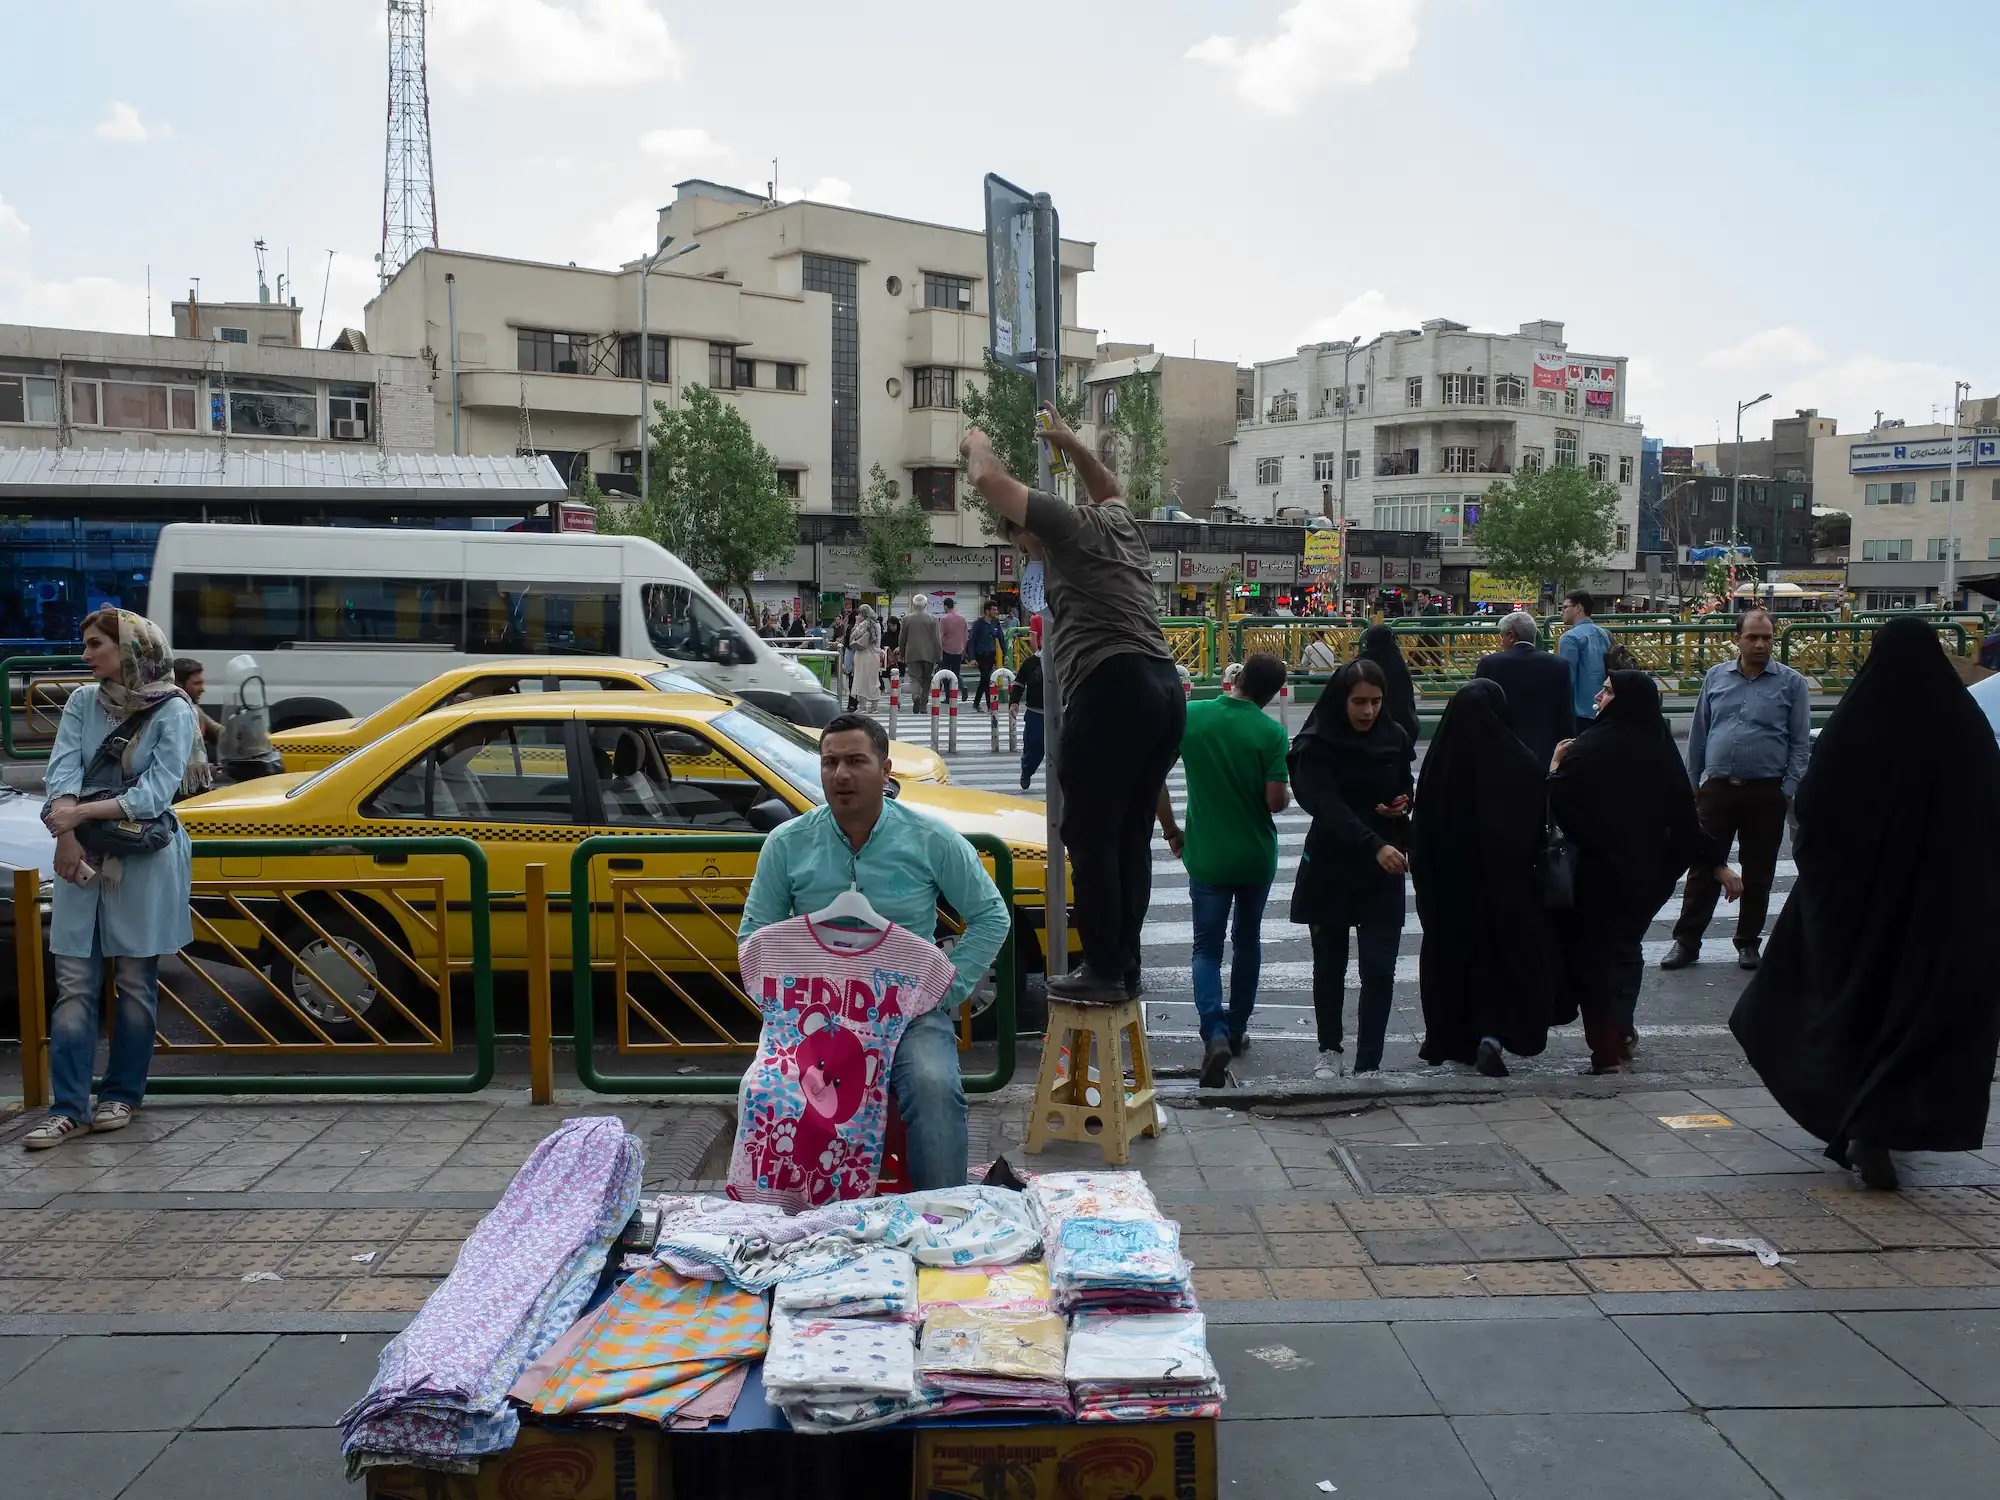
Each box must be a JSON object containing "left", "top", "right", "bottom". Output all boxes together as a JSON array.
[
  {"left": 1264, "top": 1268, "right": 1376, "bottom": 1300},
  {"left": 1337, "top": 1200, "right": 1442, "bottom": 1232},
  {"left": 1617, "top": 1311, "right": 1942, "bottom": 1408},
  {"left": 1744, "top": 1215, "right": 1882, "bottom": 1253},
  {"left": 1946, "top": 1216, "right": 2000, "bottom": 1248},
  {"left": 1193, "top": 1268, "right": 1271, "bottom": 1302},
  {"left": 1398, "top": 1317, "right": 1683, "bottom": 1413},
  {"left": 1363, "top": 1265, "right": 1486, "bottom": 1298},
  {"left": 1219, "top": 1416, "right": 1491, "bottom": 1500},
  {"left": 1647, "top": 1218, "right": 1760, "bottom": 1255},
  {"left": 405, "top": 1209, "right": 487, "bottom": 1241},
  {"left": 15, "top": 1278, "right": 153, "bottom": 1314},
  {"left": 167, "top": 1166, "right": 275, "bottom": 1193},
  {"left": 1670, "top": 1257, "right": 1798, "bottom": 1292},
  {"left": 280, "top": 1241, "right": 387, "bottom": 1278},
  {"left": 1615, "top": 1192, "right": 1725, "bottom": 1221},
  {"left": 1711, "top": 1407, "right": 2000, "bottom": 1500},
  {"left": 54, "top": 1208, "right": 157, "bottom": 1240},
  {"left": 1431, "top": 1194, "right": 1530, "bottom": 1229},
  {"left": 1212, "top": 1323, "right": 1438, "bottom": 1416},
  {"left": 0, "top": 1336, "right": 54, "bottom": 1388},
  {"left": 1199, "top": 1165, "right": 1291, "bottom": 1192},
  {"left": 0, "top": 1333, "right": 272, "bottom": 1433},
  {"left": 1454, "top": 1411, "right": 1783, "bottom": 1500},
  {"left": 122, "top": 1427, "right": 349, "bottom": 1500},
  {"left": 1251, "top": 1201, "right": 1347, "bottom": 1233},
  {"left": 1357, "top": 1229, "right": 1474, "bottom": 1265},
  {"left": 378, "top": 1240, "right": 461, "bottom": 1277},
  {"left": 1786, "top": 1254, "right": 1914, "bottom": 1289},
  {"left": 423, "top": 1167, "right": 521, "bottom": 1193},
  {"left": 1181, "top": 1233, "right": 1271, "bottom": 1269},
  {"left": 1454, "top": 1224, "right": 1572, "bottom": 1262},
  {"left": 1462, "top": 1262, "right": 1588, "bottom": 1296},
  {"left": 1881, "top": 1250, "right": 2000, "bottom": 1288},
  {"left": 317, "top": 1208, "right": 422, "bottom": 1239},
  {"left": 1830, "top": 1214, "right": 1976, "bottom": 1249},
  {"left": 1841, "top": 1310, "right": 2000, "bottom": 1405},
  {"left": 1571, "top": 1259, "right": 1698, "bottom": 1294},
  {"left": 255, "top": 1167, "right": 356, "bottom": 1193},
  {"left": 0, "top": 1239, "right": 117, "bottom": 1277},
  {"left": 1160, "top": 1203, "right": 1256, "bottom": 1234},
  {"left": 0, "top": 1431, "right": 175, "bottom": 1500},
  {"left": 231, "top": 1210, "right": 331, "bottom": 1241},
  {"left": 121, "top": 1280, "right": 238, "bottom": 1314},
  {"left": 1266, "top": 1230, "right": 1369, "bottom": 1267},
  {"left": 1525, "top": 1194, "right": 1632, "bottom": 1225},
  {"left": 196, "top": 1335, "right": 392, "bottom": 1428},
  {"left": 90, "top": 1239, "right": 201, "bottom": 1278},
  {"left": 329, "top": 1278, "right": 441, "bottom": 1313},
  {"left": 0, "top": 1280, "right": 41, "bottom": 1312},
  {"left": 1552, "top": 1221, "right": 1671, "bottom": 1257},
  {"left": 0, "top": 1209, "right": 73, "bottom": 1239},
  {"left": 183, "top": 1242, "right": 295, "bottom": 1279},
  {"left": 224, "top": 1277, "right": 344, "bottom": 1313}
]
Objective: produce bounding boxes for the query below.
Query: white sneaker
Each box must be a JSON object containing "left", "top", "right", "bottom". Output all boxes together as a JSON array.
[{"left": 1313, "top": 1049, "right": 1346, "bottom": 1081}]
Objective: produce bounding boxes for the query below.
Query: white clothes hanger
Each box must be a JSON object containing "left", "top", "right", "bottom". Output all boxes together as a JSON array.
[{"left": 809, "top": 876, "right": 888, "bottom": 932}]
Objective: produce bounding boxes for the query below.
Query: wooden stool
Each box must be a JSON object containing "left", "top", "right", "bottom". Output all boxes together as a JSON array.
[{"left": 1025, "top": 998, "right": 1161, "bottom": 1165}]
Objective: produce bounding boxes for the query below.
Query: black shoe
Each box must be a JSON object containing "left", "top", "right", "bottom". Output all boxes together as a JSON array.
[
  {"left": 1475, "top": 1039, "right": 1509, "bottom": 1078},
  {"left": 1124, "top": 968, "right": 1144, "bottom": 1001},
  {"left": 1850, "top": 1140, "right": 1898, "bottom": 1191},
  {"left": 1736, "top": 942, "right": 1761, "bottom": 971},
  {"left": 1659, "top": 941, "right": 1699, "bottom": 971},
  {"left": 1199, "top": 1037, "right": 1232, "bottom": 1089},
  {"left": 1229, "top": 1032, "right": 1250, "bottom": 1057},
  {"left": 1046, "top": 965, "right": 1127, "bottom": 1004},
  {"left": 1020, "top": 774, "right": 1032, "bottom": 791}
]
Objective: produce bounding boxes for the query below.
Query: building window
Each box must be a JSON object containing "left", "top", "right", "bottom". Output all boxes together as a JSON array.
[
  {"left": 1616, "top": 523, "right": 1631, "bottom": 552},
  {"left": 518, "top": 328, "right": 590, "bottom": 374},
  {"left": 1344, "top": 450, "right": 1361, "bottom": 480},
  {"left": 1099, "top": 386, "right": 1120, "bottom": 422},
  {"left": 802, "top": 253, "right": 860, "bottom": 513},
  {"left": 707, "top": 343, "right": 737, "bottom": 389},
  {"left": 328, "top": 383, "right": 372, "bottom": 441},
  {"left": 1865, "top": 591, "right": 1922, "bottom": 610},
  {"left": 1988, "top": 536, "right": 2000, "bottom": 559},
  {"left": 911, "top": 367, "right": 957, "bottom": 410},
  {"left": 911, "top": 467, "right": 956, "bottom": 512},
  {"left": 734, "top": 357, "right": 757, "bottom": 388},
  {"left": 1237, "top": 391, "right": 1253, "bottom": 422},
  {"left": 1588, "top": 452, "right": 1609, "bottom": 481},
  {"left": 1618, "top": 454, "right": 1634, "bottom": 484},
  {"left": 1312, "top": 452, "right": 1337, "bottom": 482},
  {"left": 1520, "top": 446, "right": 1545, "bottom": 475},
  {"left": 1553, "top": 429, "right": 1579, "bottom": 468},
  {"left": 1564, "top": 387, "right": 1579, "bottom": 414},
  {"left": 1440, "top": 373, "right": 1486, "bottom": 405},
  {"left": 1353, "top": 383, "right": 1365, "bottom": 408},
  {"left": 1268, "top": 392, "right": 1297, "bottom": 422},
  {"left": 774, "top": 362, "right": 800, "bottom": 392},
  {"left": 1537, "top": 389, "right": 1557, "bottom": 411},
  {"left": 776, "top": 468, "right": 802, "bottom": 498},
  {"left": 227, "top": 379, "right": 317, "bottom": 439},
  {"left": 617, "top": 334, "right": 670, "bottom": 383},
  {"left": 1442, "top": 446, "right": 1478, "bottom": 474},
  {"left": 1256, "top": 456, "right": 1283, "bottom": 485},
  {"left": 217, "top": 327, "right": 250, "bottom": 344},
  {"left": 1789, "top": 492, "right": 1806, "bottom": 509},
  {"left": 59, "top": 377, "right": 200, "bottom": 433},
  {"left": 1925, "top": 537, "right": 1963, "bottom": 561},
  {"left": 922, "top": 272, "right": 974, "bottom": 311},
  {"left": 1865, "top": 482, "right": 1918, "bottom": 505},
  {"left": 1494, "top": 374, "right": 1526, "bottom": 407},
  {"left": 1861, "top": 539, "right": 1912, "bottom": 561},
  {"left": 1405, "top": 376, "right": 1423, "bottom": 408},
  {"left": 1930, "top": 479, "right": 1965, "bottom": 503},
  {"left": 0, "top": 374, "right": 59, "bottom": 425}
]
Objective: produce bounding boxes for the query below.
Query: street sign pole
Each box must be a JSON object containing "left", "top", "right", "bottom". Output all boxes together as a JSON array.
[{"left": 1032, "top": 193, "right": 1067, "bottom": 981}]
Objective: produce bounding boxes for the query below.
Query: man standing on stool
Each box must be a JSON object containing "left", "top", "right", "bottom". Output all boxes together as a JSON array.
[
  {"left": 963, "top": 406, "right": 1183, "bottom": 1004},
  {"left": 1662, "top": 608, "right": 1810, "bottom": 972}
]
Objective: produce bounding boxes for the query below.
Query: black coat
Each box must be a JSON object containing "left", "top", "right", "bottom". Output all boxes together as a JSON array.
[
  {"left": 1359, "top": 625, "right": 1421, "bottom": 747},
  {"left": 1475, "top": 642, "right": 1575, "bottom": 770},
  {"left": 1731, "top": 619, "right": 2000, "bottom": 1160},
  {"left": 1287, "top": 712, "right": 1413, "bottom": 929}
]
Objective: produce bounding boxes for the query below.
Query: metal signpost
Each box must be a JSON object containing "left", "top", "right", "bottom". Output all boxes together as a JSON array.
[{"left": 984, "top": 173, "right": 1066, "bottom": 979}]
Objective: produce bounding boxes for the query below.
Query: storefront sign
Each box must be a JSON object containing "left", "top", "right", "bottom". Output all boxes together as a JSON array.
[
  {"left": 557, "top": 502, "right": 597, "bottom": 533},
  {"left": 1345, "top": 557, "right": 1382, "bottom": 585},
  {"left": 1177, "top": 552, "right": 1237, "bottom": 583},
  {"left": 1407, "top": 558, "right": 1440, "bottom": 585},
  {"left": 1147, "top": 551, "right": 1177, "bottom": 583},
  {"left": 1850, "top": 435, "right": 2000, "bottom": 474},
  {"left": 1567, "top": 362, "right": 1618, "bottom": 392},
  {"left": 1380, "top": 558, "right": 1409, "bottom": 583},
  {"left": 1243, "top": 552, "right": 1299, "bottom": 583},
  {"left": 1302, "top": 530, "right": 1342, "bottom": 568},
  {"left": 1533, "top": 349, "right": 1568, "bottom": 390},
  {"left": 1774, "top": 568, "right": 1848, "bottom": 590},
  {"left": 1469, "top": 570, "right": 1538, "bottom": 604}
]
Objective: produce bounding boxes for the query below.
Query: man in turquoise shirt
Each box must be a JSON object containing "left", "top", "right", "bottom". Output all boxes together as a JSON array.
[
  {"left": 740, "top": 713, "right": 1009, "bottom": 1189},
  {"left": 1557, "top": 590, "right": 1613, "bottom": 724}
]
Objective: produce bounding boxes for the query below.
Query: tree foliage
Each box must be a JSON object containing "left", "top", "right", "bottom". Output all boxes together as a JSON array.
[
  {"left": 1813, "top": 509, "right": 1850, "bottom": 548},
  {"left": 1105, "top": 372, "right": 1168, "bottom": 515},
  {"left": 597, "top": 384, "right": 799, "bottom": 601},
  {"left": 858, "top": 462, "right": 933, "bottom": 602},
  {"left": 1472, "top": 462, "right": 1619, "bottom": 597},
  {"left": 956, "top": 355, "right": 1087, "bottom": 539}
]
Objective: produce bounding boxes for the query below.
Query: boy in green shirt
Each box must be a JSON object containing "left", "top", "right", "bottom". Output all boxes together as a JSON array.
[{"left": 1156, "top": 653, "right": 1292, "bottom": 1087}]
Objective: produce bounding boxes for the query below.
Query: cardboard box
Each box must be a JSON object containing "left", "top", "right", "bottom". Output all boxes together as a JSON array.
[
  {"left": 366, "top": 1427, "right": 661, "bottom": 1500},
  {"left": 913, "top": 1420, "right": 1217, "bottom": 1500}
]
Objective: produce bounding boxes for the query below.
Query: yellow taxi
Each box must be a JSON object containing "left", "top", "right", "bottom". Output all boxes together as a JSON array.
[
  {"left": 269, "top": 658, "right": 951, "bottom": 785},
  {"left": 180, "top": 692, "right": 1070, "bottom": 1035}
]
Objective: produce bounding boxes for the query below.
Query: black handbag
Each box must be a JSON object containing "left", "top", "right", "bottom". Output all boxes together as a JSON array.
[
  {"left": 72, "top": 699, "right": 181, "bottom": 858},
  {"left": 1537, "top": 817, "right": 1577, "bottom": 911}
]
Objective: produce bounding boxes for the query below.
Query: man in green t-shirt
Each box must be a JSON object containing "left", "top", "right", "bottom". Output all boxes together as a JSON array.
[{"left": 1156, "top": 653, "right": 1292, "bottom": 1087}]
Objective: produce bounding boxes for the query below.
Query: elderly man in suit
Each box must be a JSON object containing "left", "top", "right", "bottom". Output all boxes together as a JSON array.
[{"left": 1473, "top": 610, "right": 1575, "bottom": 769}]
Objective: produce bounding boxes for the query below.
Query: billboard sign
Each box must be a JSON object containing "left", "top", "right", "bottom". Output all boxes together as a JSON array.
[
  {"left": 1568, "top": 362, "right": 1618, "bottom": 392},
  {"left": 1532, "top": 349, "right": 1568, "bottom": 390},
  {"left": 1661, "top": 445, "right": 1694, "bottom": 473},
  {"left": 1469, "top": 570, "right": 1537, "bottom": 604},
  {"left": 1303, "top": 530, "right": 1342, "bottom": 568},
  {"left": 1849, "top": 434, "right": 2000, "bottom": 473},
  {"left": 982, "top": 173, "right": 1039, "bottom": 375}
]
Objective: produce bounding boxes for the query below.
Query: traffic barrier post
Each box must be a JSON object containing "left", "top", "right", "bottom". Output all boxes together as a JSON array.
[
  {"left": 929, "top": 677, "right": 942, "bottom": 750},
  {"left": 947, "top": 675, "right": 961, "bottom": 754},
  {"left": 525, "top": 862, "right": 553, "bottom": 1106},
  {"left": 886, "top": 668, "right": 901, "bottom": 738},
  {"left": 12, "top": 866, "right": 49, "bottom": 1110},
  {"left": 991, "top": 668, "right": 1016, "bottom": 753},
  {"left": 1, "top": 653, "right": 86, "bottom": 761}
]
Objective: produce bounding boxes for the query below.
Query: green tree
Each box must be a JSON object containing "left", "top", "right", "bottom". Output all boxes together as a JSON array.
[
  {"left": 858, "top": 462, "right": 933, "bottom": 602},
  {"left": 956, "top": 355, "right": 1087, "bottom": 539},
  {"left": 1813, "top": 509, "right": 1850, "bottom": 549},
  {"left": 1105, "top": 372, "right": 1168, "bottom": 515},
  {"left": 597, "top": 383, "right": 799, "bottom": 601},
  {"left": 1471, "top": 462, "right": 1619, "bottom": 598}
]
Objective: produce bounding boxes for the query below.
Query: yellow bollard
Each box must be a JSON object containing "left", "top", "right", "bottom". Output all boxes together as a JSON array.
[
  {"left": 13, "top": 867, "right": 48, "bottom": 1110},
  {"left": 525, "top": 862, "right": 553, "bottom": 1106}
]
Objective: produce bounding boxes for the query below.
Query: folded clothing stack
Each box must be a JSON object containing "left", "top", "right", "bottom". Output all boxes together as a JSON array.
[
  {"left": 917, "top": 1304, "right": 1073, "bottom": 1418},
  {"left": 774, "top": 1248, "right": 918, "bottom": 1320},
  {"left": 916, "top": 1262, "right": 1051, "bottom": 1314},
  {"left": 763, "top": 1306, "right": 935, "bottom": 1434},
  {"left": 1064, "top": 1311, "right": 1225, "bottom": 1423},
  {"left": 1029, "top": 1172, "right": 1194, "bottom": 1315}
]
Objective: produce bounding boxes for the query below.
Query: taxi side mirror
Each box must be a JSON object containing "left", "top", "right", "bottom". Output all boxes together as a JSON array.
[{"left": 746, "top": 797, "right": 795, "bottom": 833}]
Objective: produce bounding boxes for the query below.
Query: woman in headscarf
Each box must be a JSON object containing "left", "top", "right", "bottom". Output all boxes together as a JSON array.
[
  {"left": 1731, "top": 617, "right": 2000, "bottom": 1188},
  {"left": 847, "top": 603, "right": 883, "bottom": 714},
  {"left": 1289, "top": 658, "right": 1414, "bottom": 1077},
  {"left": 1550, "top": 671, "right": 1742, "bottom": 1074},
  {"left": 26, "top": 609, "right": 202, "bottom": 1149},
  {"left": 1358, "top": 624, "right": 1420, "bottom": 747},
  {"left": 1411, "top": 678, "right": 1555, "bottom": 1076}
]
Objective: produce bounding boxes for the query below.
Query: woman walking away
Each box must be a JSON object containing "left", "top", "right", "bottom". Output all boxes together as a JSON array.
[
  {"left": 1549, "top": 671, "right": 1741, "bottom": 1074},
  {"left": 1731, "top": 617, "right": 2000, "bottom": 1189},
  {"left": 1358, "top": 623, "right": 1420, "bottom": 747},
  {"left": 1290, "top": 659, "right": 1414, "bottom": 1078},
  {"left": 847, "top": 604, "right": 884, "bottom": 714},
  {"left": 1412, "top": 679, "right": 1555, "bottom": 1077},
  {"left": 26, "top": 609, "right": 201, "bottom": 1149}
]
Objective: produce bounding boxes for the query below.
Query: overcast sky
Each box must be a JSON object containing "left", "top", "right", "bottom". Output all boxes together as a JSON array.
[{"left": 3, "top": 0, "right": 1993, "bottom": 445}]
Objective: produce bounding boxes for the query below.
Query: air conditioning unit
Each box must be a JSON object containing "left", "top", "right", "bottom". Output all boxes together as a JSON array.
[
  {"left": 956, "top": 287, "right": 971, "bottom": 307},
  {"left": 333, "top": 418, "right": 366, "bottom": 440}
]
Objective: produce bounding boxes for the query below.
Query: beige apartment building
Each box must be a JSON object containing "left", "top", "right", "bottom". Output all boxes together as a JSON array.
[
  {"left": 364, "top": 180, "right": 1099, "bottom": 606},
  {"left": 1083, "top": 343, "right": 1242, "bottom": 516}
]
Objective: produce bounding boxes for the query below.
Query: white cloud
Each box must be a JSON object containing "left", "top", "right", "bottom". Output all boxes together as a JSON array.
[
  {"left": 801, "top": 176, "right": 853, "bottom": 206},
  {"left": 1187, "top": 0, "right": 1423, "bottom": 115},
  {"left": 1299, "top": 288, "right": 1432, "bottom": 346},
  {"left": 433, "top": 0, "right": 682, "bottom": 91},
  {"left": 577, "top": 197, "right": 662, "bottom": 270},
  {"left": 95, "top": 101, "right": 170, "bottom": 144},
  {"left": 638, "top": 127, "right": 732, "bottom": 166},
  {"left": 0, "top": 196, "right": 26, "bottom": 241},
  {"left": 0, "top": 267, "right": 148, "bottom": 333},
  {"left": 1697, "top": 326, "right": 1823, "bottom": 371}
]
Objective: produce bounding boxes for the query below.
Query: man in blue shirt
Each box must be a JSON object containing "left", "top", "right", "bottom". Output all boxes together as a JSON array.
[
  {"left": 1556, "top": 590, "right": 1613, "bottom": 725},
  {"left": 740, "top": 713, "right": 1009, "bottom": 1189},
  {"left": 1662, "top": 608, "right": 1811, "bottom": 972}
]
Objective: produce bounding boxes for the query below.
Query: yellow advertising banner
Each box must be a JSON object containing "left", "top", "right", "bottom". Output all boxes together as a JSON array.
[
  {"left": 915, "top": 1420, "right": 1219, "bottom": 1500},
  {"left": 1303, "top": 530, "right": 1342, "bottom": 568},
  {"left": 1468, "top": 571, "right": 1538, "bottom": 604}
]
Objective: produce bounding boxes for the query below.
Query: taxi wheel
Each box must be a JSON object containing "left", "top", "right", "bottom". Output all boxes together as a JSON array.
[{"left": 270, "top": 910, "right": 418, "bottom": 1038}]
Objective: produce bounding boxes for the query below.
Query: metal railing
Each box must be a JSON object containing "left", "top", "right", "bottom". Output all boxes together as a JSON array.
[
  {"left": 1778, "top": 620, "right": 1969, "bottom": 688},
  {"left": 1, "top": 653, "right": 86, "bottom": 760},
  {"left": 565, "top": 831, "right": 1018, "bottom": 1096}
]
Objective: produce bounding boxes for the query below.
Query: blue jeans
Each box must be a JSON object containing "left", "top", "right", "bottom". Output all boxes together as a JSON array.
[
  {"left": 889, "top": 1006, "right": 967, "bottom": 1190},
  {"left": 49, "top": 931, "right": 161, "bottom": 1122},
  {"left": 1188, "top": 881, "right": 1271, "bottom": 1047},
  {"left": 1020, "top": 709, "right": 1044, "bottom": 785}
]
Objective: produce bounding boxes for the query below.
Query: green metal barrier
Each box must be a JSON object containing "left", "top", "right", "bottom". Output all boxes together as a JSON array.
[
  {"left": 146, "top": 836, "right": 495, "bottom": 1094},
  {"left": 567, "top": 831, "right": 1018, "bottom": 1095},
  {"left": 2, "top": 652, "right": 85, "bottom": 760},
  {"left": 1779, "top": 619, "right": 1969, "bottom": 688}
]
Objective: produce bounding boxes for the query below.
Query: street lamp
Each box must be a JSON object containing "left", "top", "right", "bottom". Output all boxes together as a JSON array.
[
  {"left": 1730, "top": 391, "right": 1773, "bottom": 568},
  {"left": 636, "top": 237, "right": 700, "bottom": 504},
  {"left": 1945, "top": 378, "right": 1970, "bottom": 606}
]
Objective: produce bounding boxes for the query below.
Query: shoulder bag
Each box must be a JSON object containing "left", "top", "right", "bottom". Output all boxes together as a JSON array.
[
  {"left": 73, "top": 699, "right": 181, "bottom": 857},
  {"left": 1536, "top": 817, "right": 1577, "bottom": 911}
]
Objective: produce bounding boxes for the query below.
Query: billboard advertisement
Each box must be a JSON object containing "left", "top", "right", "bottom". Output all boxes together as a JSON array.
[
  {"left": 1303, "top": 530, "right": 1342, "bottom": 568},
  {"left": 1469, "top": 570, "right": 1538, "bottom": 604},
  {"left": 1568, "top": 362, "right": 1618, "bottom": 392},
  {"left": 1532, "top": 349, "right": 1568, "bottom": 390},
  {"left": 1849, "top": 434, "right": 2000, "bottom": 474},
  {"left": 1661, "top": 445, "right": 1694, "bottom": 473}
]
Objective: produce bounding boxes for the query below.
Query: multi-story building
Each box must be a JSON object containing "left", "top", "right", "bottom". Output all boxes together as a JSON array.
[
  {"left": 1227, "top": 319, "right": 1643, "bottom": 600},
  {"left": 1081, "top": 343, "right": 1241, "bottom": 516},
  {"left": 1815, "top": 398, "right": 2000, "bottom": 609}
]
